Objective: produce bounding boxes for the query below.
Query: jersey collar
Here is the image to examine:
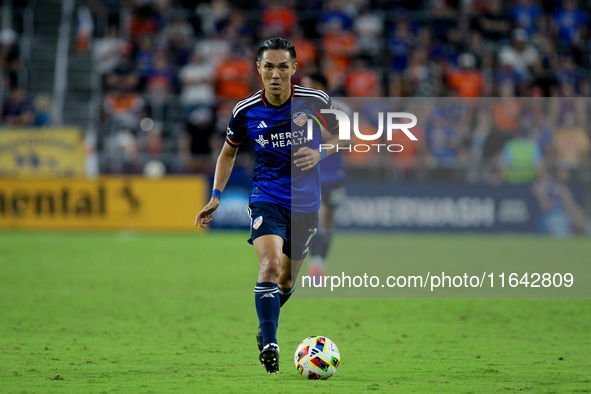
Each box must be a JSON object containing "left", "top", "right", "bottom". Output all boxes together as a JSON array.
[{"left": 260, "top": 85, "right": 294, "bottom": 110}]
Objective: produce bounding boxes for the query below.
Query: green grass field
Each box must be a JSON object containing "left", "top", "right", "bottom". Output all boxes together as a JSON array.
[{"left": 1, "top": 231, "right": 590, "bottom": 392}]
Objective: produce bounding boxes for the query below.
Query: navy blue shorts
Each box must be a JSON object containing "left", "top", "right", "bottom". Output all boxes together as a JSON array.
[{"left": 247, "top": 202, "right": 318, "bottom": 261}]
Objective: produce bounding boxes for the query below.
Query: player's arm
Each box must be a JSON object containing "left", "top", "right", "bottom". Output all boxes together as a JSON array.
[
  {"left": 195, "top": 143, "right": 238, "bottom": 228},
  {"left": 294, "top": 100, "right": 346, "bottom": 171},
  {"left": 293, "top": 133, "right": 347, "bottom": 171}
]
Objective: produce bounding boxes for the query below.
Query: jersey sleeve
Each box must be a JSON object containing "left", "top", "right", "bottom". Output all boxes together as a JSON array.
[
  {"left": 313, "top": 95, "right": 340, "bottom": 135},
  {"left": 225, "top": 110, "right": 247, "bottom": 147}
]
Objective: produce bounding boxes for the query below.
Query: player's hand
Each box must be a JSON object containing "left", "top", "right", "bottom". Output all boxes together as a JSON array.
[
  {"left": 195, "top": 198, "right": 220, "bottom": 228},
  {"left": 293, "top": 147, "right": 321, "bottom": 171}
]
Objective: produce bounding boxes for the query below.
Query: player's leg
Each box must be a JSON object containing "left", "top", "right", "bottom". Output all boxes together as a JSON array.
[
  {"left": 253, "top": 234, "right": 283, "bottom": 374},
  {"left": 278, "top": 254, "right": 303, "bottom": 306},
  {"left": 309, "top": 201, "right": 336, "bottom": 276},
  {"left": 280, "top": 208, "right": 318, "bottom": 302},
  {"left": 253, "top": 234, "right": 283, "bottom": 344}
]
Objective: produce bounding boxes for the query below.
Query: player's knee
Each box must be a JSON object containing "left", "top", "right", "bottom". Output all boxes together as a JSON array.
[{"left": 259, "top": 255, "right": 282, "bottom": 282}]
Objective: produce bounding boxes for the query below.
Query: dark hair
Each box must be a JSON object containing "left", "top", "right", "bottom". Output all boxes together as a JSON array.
[
  {"left": 305, "top": 72, "right": 328, "bottom": 88},
  {"left": 256, "top": 37, "right": 296, "bottom": 64}
]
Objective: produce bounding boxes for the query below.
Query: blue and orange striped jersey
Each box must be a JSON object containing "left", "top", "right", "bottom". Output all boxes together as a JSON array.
[{"left": 226, "top": 85, "right": 338, "bottom": 212}]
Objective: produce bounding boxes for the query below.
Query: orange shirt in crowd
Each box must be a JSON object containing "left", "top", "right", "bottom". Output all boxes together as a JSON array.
[
  {"left": 262, "top": 6, "right": 297, "bottom": 36},
  {"left": 103, "top": 92, "right": 144, "bottom": 116},
  {"left": 322, "top": 32, "right": 356, "bottom": 71},
  {"left": 345, "top": 69, "right": 380, "bottom": 97},
  {"left": 216, "top": 57, "right": 253, "bottom": 99},
  {"left": 128, "top": 18, "right": 159, "bottom": 43},
  {"left": 290, "top": 37, "right": 317, "bottom": 70},
  {"left": 491, "top": 98, "right": 523, "bottom": 133},
  {"left": 553, "top": 125, "right": 591, "bottom": 167},
  {"left": 447, "top": 69, "right": 484, "bottom": 97}
]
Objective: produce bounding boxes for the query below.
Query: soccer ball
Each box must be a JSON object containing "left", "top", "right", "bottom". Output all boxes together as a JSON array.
[{"left": 294, "top": 336, "right": 340, "bottom": 379}]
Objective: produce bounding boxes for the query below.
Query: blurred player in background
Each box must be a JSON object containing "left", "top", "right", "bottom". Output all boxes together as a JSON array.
[
  {"left": 302, "top": 73, "right": 348, "bottom": 279},
  {"left": 195, "top": 38, "right": 342, "bottom": 375}
]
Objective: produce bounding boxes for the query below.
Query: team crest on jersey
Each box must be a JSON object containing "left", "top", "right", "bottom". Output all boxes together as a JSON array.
[
  {"left": 293, "top": 112, "right": 307, "bottom": 127},
  {"left": 253, "top": 216, "right": 263, "bottom": 230}
]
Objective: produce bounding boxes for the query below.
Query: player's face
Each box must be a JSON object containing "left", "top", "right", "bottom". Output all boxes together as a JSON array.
[{"left": 257, "top": 50, "right": 297, "bottom": 104}]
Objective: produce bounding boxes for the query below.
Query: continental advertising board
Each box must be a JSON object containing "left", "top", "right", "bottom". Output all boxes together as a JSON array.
[{"left": 0, "top": 176, "right": 206, "bottom": 230}]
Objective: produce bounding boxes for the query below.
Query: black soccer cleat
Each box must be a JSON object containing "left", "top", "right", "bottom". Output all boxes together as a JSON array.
[
  {"left": 259, "top": 343, "right": 280, "bottom": 374},
  {"left": 256, "top": 327, "right": 263, "bottom": 351}
]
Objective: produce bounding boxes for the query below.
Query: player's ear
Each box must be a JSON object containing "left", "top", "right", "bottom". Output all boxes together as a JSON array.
[
  {"left": 256, "top": 62, "right": 261, "bottom": 74},
  {"left": 292, "top": 62, "right": 298, "bottom": 75}
]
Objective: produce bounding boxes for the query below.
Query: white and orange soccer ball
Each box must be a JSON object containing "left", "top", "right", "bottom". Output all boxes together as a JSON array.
[{"left": 294, "top": 336, "right": 340, "bottom": 379}]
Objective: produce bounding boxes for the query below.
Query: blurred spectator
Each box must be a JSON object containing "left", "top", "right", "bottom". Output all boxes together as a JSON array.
[
  {"left": 215, "top": 49, "right": 254, "bottom": 100},
  {"left": 322, "top": 19, "right": 357, "bottom": 72},
  {"left": 494, "top": 53, "right": 525, "bottom": 96},
  {"left": 76, "top": 6, "right": 94, "bottom": 53},
  {"left": 511, "top": 0, "right": 543, "bottom": 35},
  {"left": 195, "top": 32, "right": 231, "bottom": 68},
  {"left": 144, "top": 51, "right": 176, "bottom": 100},
  {"left": 404, "top": 48, "right": 441, "bottom": 97},
  {"left": 105, "top": 121, "right": 140, "bottom": 173},
  {"left": 180, "top": 106, "right": 216, "bottom": 170},
  {"left": 128, "top": 4, "right": 161, "bottom": 46},
  {"left": 387, "top": 106, "right": 428, "bottom": 180},
  {"left": 482, "top": 85, "right": 524, "bottom": 159},
  {"left": 179, "top": 51, "right": 215, "bottom": 109},
  {"left": 446, "top": 53, "right": 485, "bottom": 97},
  {"left": 103, "top": 89, "right": 145, "bottom": 125},
  {"left": 163, "top": 12, "right": 195, "bottom": 68},
  {"left": 426, "top": 0, "right": 458, "bottom": 40},
  {"left": 555, "top": 55, "right": 585, "bottom": 95},
  {"left": 425, "top": 110, "right": 464, "bottom": 180},
  {"left": 317, "top": 0, "right": 354, "bottom": 34},
  {"left": 548, "top": 87, "right": 587, "bottom": 129},
  {"left": 551, "top": 0, "right": 588, "bottom": 45},
  {"left": 387, "top": 19, "right": 414, "bottom": 75},
  {"left": 532, "top": 169, "right": 586, "bottom": 236},
  {"left": 491, "top": 83, "right": 523, "bottom": 134},
  {"left": 497, "top": 129, "right": 545, "bottom": 184},
  {"left": 435, "top": 27, "right": 465, "bottom": 69},
  {"left": 2, "top": 88, "right": 34, "bottom": 126},
  {"left": 135, "top": 34, "right": 157, "bottom": 81},
  {"left": 520, "top": 98, "right": 553, "bottom": 156},
  {"left": 33, "top": 93, "right": 52, "bottom": 127},
  {"left": 261, "top": 0, "right": 298, "bottom": 37},
  {"left": 93, "top": 25, "right": 126, "bottom": 75},
  {"left": 472, "top": 0, "right": 513, "bottom": 43},
  {"left": 197, "top": 0, "right": 231, "bottom": 35},
  {"left": 90, "top": 0, "right": 121, "bottom": 35},
  {"left": 225, "top": 11, "right": 254, "bottom": 46},
  {"left": 289, "top": 27, "right": 318, "bottom": 72},
  {"left": 466, "top": 30, "right": 487, "bottom": 67},
  {"left": 551, "top": 111, "right": 590, "bottom": 173},
  {"left": 344, "top": 58, "right": 380, "bottom": 97},
  {"left": 106, "top": 46, "right": 140, "bottom": 92},
  {"left": 353, "top": 7, "right": 382, "bottom": 61},
  {"left": 497, "top": 28, "right": 541, "bottom": 84},
  {"left": 0, "top": 28, "right": 21, "bottom": 90}
]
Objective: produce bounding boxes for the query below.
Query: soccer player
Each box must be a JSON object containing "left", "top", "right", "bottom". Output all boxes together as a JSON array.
[
  {"left": 301, "top": 73, "right": 348, "bottom": 279},
  {"left": 195, "top": 38, "right": 342, "bottom": 374}
]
